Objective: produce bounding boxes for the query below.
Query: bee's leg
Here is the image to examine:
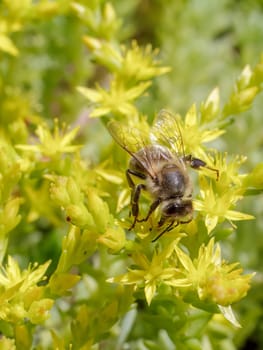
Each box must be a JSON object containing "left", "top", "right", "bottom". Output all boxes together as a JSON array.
[
  {"left": 126, "top": 169, "right": 147, "bottom": 229},
  {"left": 185, "top": 155, "right": 219, "bottom": 180},
  {"left": 129, "top": 183, "right": 146, "bottom": 230},
  {"left": 152, "top": 220, "right": 179, "bottom": 242},
  {"left": 126, "top": 169, "right": 146, "bottom": 187},
  {"left": 138, "top": 198, "right": 161, "bottom": 223},
  {"left": 157, "top": 215, "right": 166, "bottom": 229},
  {"left": 179, "top": 218, "right": 192, "bottom": 225}
]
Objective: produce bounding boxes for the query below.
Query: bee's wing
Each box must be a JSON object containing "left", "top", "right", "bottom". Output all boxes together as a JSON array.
[
  {"left": 107, "top": 120, "right": 157, "bottom": 179},
  {"left": 151, "top": 109, "right": 185, "bottom": 158}
]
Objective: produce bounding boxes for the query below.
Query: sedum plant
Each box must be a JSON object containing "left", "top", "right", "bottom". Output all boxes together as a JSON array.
[{"left": 0, "top": 1, "right": 262, "bottom": 349}]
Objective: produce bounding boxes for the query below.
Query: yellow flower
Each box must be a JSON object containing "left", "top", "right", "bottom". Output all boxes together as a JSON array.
[
  {"left": 0, "top": 256, "right": 50, "bottom": 290},
  {"left": 172, "top": 238, "right": 253, "bottom": 308},
  {"left": 203, "top": 264, "right": 252, "bottom": 306},
  {"left": 180, "top": 104, "right": 225, "bottom": 158},
  {"left": 83, "top": 38, "right": 170, "bottom": 83},
  {"left": 119, "top": 41, "right": 170, "bottom": 82},
  {"left": 78, "top": 78, "right": 151, "bottom": 118},
  {"left": 194, "top": 177, "right": 254, "bottom": 234},
  {"left": 108, "top": 239, "right": 188, "bottom": 305},
  {"left": 0, "top": 256, "right": 53, "bottom": 324},
  {"left": 16, "top": 120, "right": 82, "bottom": 157},
  {"left": 211, "top": 152, "right": 247, "bottom": 189}
]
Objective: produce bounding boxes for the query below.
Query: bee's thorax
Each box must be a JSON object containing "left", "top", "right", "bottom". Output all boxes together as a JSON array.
[{"left": 146, "top": 163, "right": 192, "bottom": 200}]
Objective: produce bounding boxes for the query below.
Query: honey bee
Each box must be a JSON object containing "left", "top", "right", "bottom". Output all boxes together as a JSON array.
[{"left": 108, "top": 110, "right": 218, "bottom": 241}]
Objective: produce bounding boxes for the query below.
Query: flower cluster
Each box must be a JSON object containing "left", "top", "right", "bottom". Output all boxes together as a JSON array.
[
  {"left": 78, "top": 7, "right": 170, "bottom": 120},
  {"left": 74, "top": 3, "right": 263, "bottom": 331},
  {"left": 0, "top": 256, "right": 52, "bottom": 324},
  {"left": 109, "top": 238, "right": 253, "bottom": 327}
]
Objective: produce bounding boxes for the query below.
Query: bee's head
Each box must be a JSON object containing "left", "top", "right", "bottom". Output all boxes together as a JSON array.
[{"left": 162, "top": 198, "right": 193, "bottom": 218}]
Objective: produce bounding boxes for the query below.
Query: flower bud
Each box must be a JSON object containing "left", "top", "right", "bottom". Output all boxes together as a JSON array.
[
  {"left": 200, "top": 270, "right": 253, "bottom": 306},
  {"left": 66, "top": 177, "right": 82, "bottom": 204},
  {"left": 86, "top": 189, "right": 110, "bottom": 233},
  {"left": 28, "top": 299, "right": 54, "bottom": 324},
  {"left": 98, "top": 225, "right": 126, "bottom": 252},
  {"left": 83, "top": 36, "right": 102, "bottom": 51},
  {"left": 66, "top": 204, "right": 95, "bottom": 230},
  {"left": 49, "top": 180, "right": 71, "bottom": 207}
]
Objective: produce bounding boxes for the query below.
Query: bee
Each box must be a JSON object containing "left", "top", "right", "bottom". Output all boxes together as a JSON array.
[{"left": 108, "top": 110, "right": 218, "bottom": 241}]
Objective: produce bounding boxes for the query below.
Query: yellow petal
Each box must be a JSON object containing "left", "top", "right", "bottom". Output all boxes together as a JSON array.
[
  {"left": 174, "top": 246, "right": 194, "bottom": 273},
  {"left": 218, "top": 305, "right": 241, "bottom": 328},
  {"left": 77, "top": 86, "right": 102, "bottom": 102},
  {"left": 90, "top": 107, "right": 111, "bottom": 118},
  {"left": 0, "top": 34, "right": 19, "bottom": 56},
  {"left": 185, "top": 104, "right": 197, "bottom": 127},
  {"left": 205, "top": 214, "right": 218, "bottom": 234},
  {"left": 202, "top": 129, "right": 225, "bottom": 143},
  {"left": 145, "top": 282, "right": 156, "bottom": 305},
  {"left": 225, "top": 210, "right": 254, "bottom": 221}
]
